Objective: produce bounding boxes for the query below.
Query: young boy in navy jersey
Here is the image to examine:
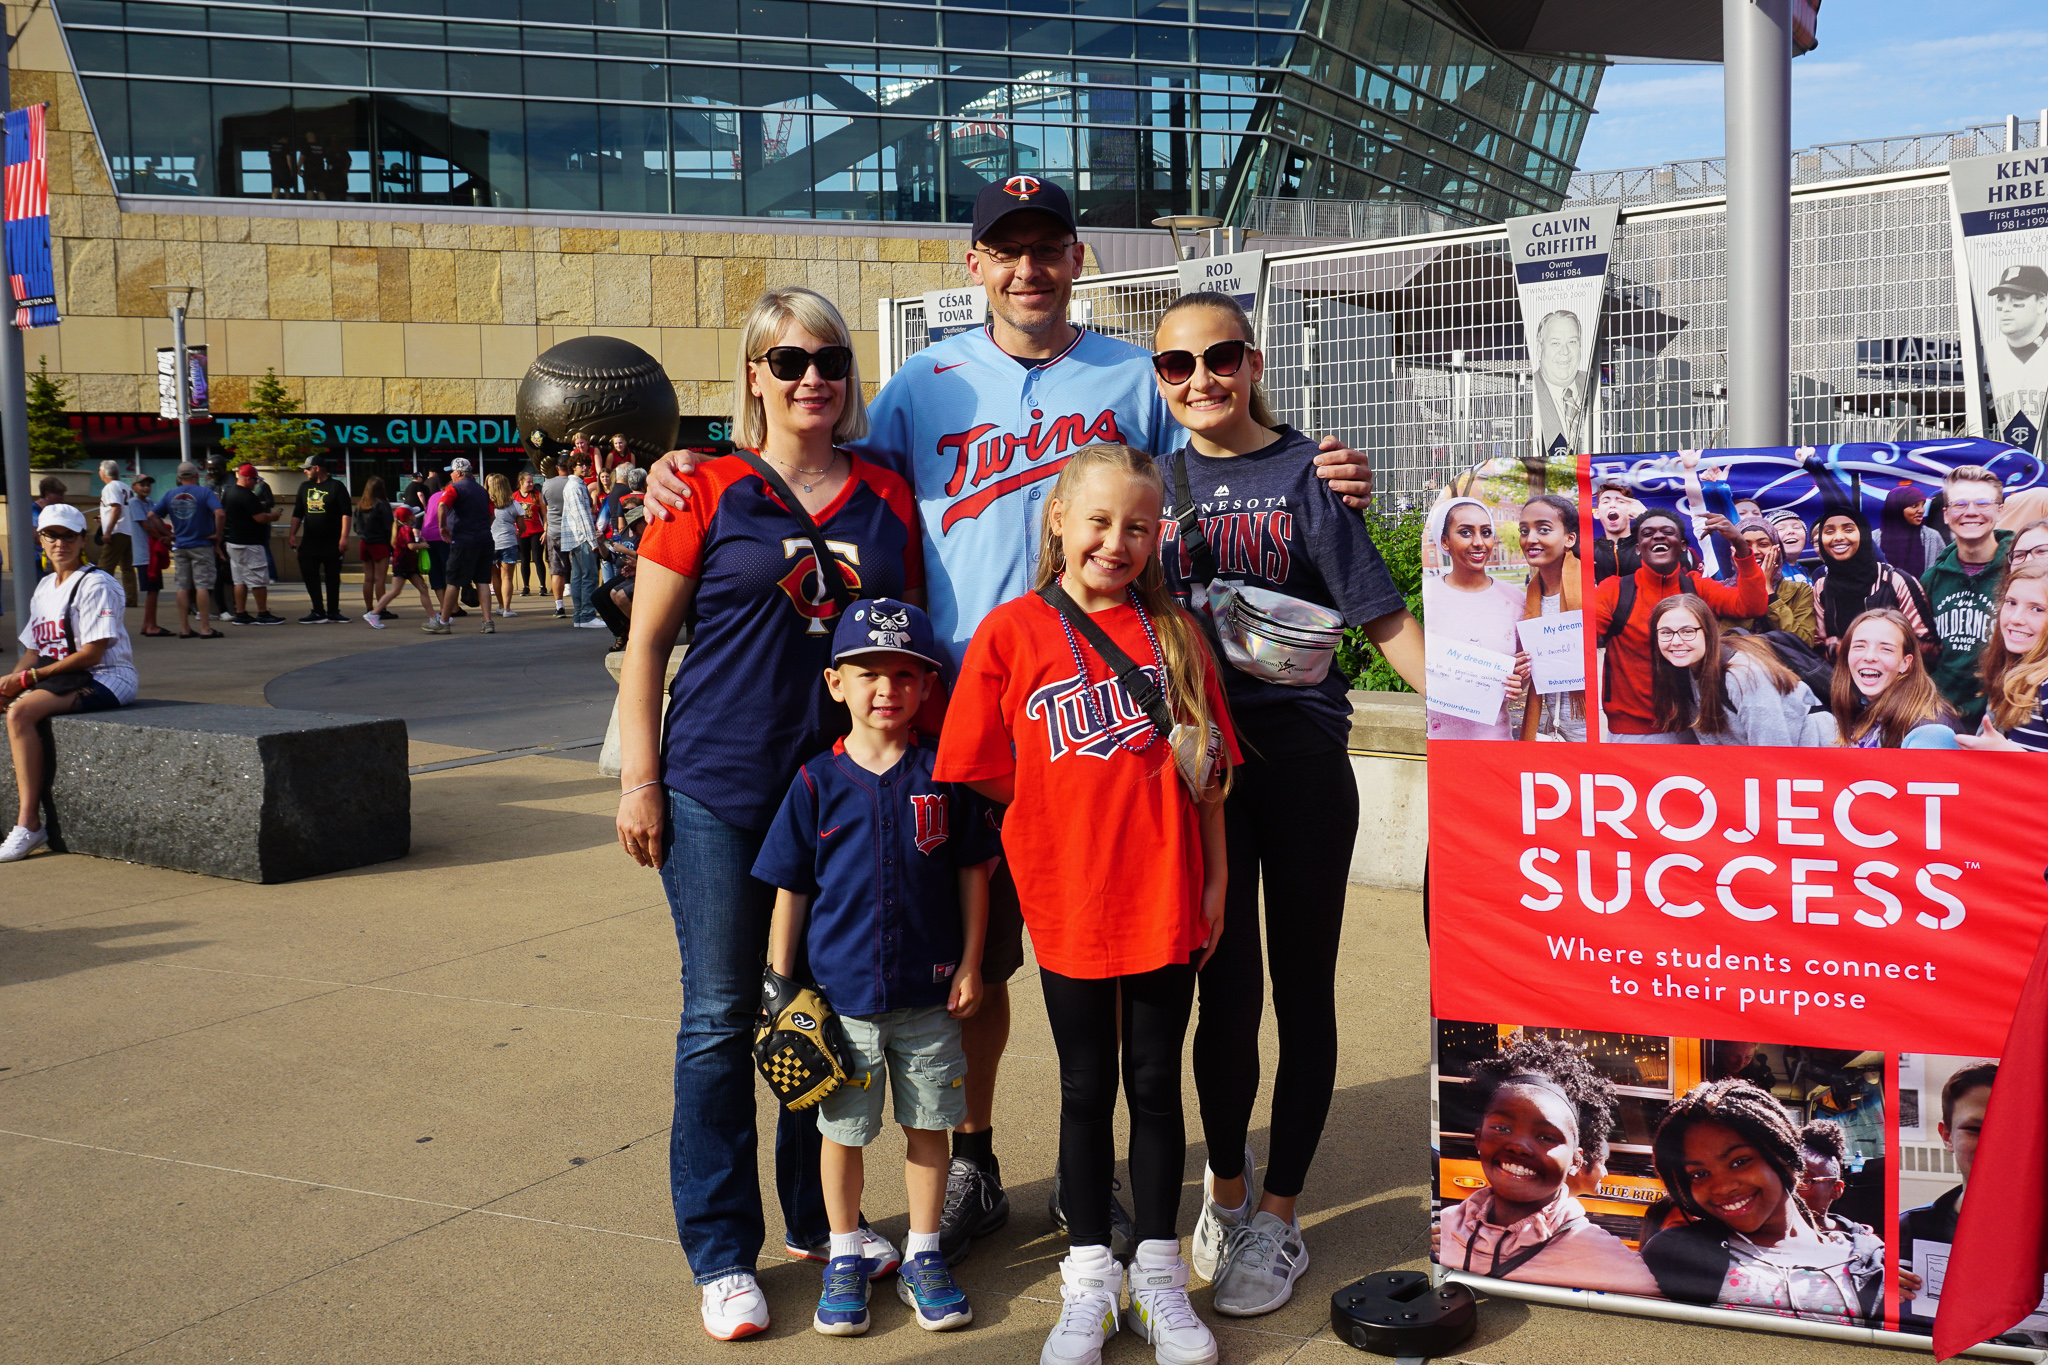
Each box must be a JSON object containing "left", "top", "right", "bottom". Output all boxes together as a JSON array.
[{"left": 755, "top": 598, "right": 999, "bottom": 1339}]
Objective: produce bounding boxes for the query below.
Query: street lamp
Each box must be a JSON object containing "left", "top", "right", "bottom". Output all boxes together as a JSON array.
[
  {"left": 149, "top": 284, "right": 202, "bottom": 468},
  {"left": 1150, "top": 214, "right": 1222, "bottom": 263}
]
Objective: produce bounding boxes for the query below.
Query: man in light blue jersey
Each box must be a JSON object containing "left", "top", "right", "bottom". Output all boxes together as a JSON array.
[{"left": 644, "top": 177, "right": 1373, "bottom": 1264}]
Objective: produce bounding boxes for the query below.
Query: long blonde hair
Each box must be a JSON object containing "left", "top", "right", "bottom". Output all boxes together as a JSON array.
[
  {"left": 1032, "top": 443, "right": 1230, "bottom": 792},
  {"left": 486, "top": 472, "right": 512, "bottom": 509},
  {"left": 1981, "top": 561, "right": 2048, "bottom": 733},
  {"left": 733, "top": 286, "right": 869, "bottom": 451}
]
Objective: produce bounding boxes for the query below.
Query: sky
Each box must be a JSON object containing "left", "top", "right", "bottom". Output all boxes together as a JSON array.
[{"left": 1573, "top": 0, "right": 2048, "bottom": 173}]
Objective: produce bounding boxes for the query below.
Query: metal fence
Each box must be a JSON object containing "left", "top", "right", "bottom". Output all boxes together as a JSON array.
[{"left": 883, "top": 165, "right": 1975, "bottom": 508}]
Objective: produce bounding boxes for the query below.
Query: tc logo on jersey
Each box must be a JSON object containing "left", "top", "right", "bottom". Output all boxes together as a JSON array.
[
  {"left": 1025, "top": 668, "right": 1163, "bottom": 761},
  {"left": 910, "top": 793, "right": 950, "bottom": 853},
  {"left": 1002, "top": 174, "right": 1042, "bottom": 200},
  {"left": 775, "top": 537, "right": 863, "bottom": 634}
]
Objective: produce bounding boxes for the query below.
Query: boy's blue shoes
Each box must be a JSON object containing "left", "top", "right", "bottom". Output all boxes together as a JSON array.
[
  {"left": 813, "top": 1254, "right": 872, "bottom": 1336},
  {"left": 896, "top": 1249, "right": 974, "bottom": 1331}
]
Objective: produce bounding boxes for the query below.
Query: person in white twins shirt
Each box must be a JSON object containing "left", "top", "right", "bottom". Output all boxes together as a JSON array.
[{"left": 1, "top": 503, "right": 139, "bottom": 862}]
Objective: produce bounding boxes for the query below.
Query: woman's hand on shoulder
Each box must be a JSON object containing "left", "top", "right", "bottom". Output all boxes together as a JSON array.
[
  {"left": 616, "top": 786, "right": 665, "bottom": 867},
  {"left": 643, "top": 450, "right": 710, "bottom": 521}
]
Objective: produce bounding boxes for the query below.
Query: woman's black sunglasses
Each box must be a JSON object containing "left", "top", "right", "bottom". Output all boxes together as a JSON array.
[
  {"left": 1151, "top": 339, "right": 1247, "bottom": 385},
  {"left": 752, "top": 345, "right": 854, "bottom": 382}
]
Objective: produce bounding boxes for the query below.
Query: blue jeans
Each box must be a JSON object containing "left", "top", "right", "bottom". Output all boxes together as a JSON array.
[
  {"left": 661, "top": 787, "right": 828, "bottom": 1283},
  {"left": 568, "top": 545, "right": 599, "bottom": 623}
]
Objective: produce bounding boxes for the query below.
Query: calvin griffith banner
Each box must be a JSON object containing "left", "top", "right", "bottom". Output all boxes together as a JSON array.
[
  {"left": 3, "top": 104, "right": 58, "bottom": 330},
  {"left": 1504, "top": 203, "right": 1618, "bottom": 462},
  {"left": 1426, "top": 440, "right": 2048, "bottom": 1347}
]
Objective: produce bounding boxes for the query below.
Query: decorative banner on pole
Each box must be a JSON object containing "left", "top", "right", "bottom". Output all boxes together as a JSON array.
[
  {"left": 1175, "top": 249, "right": 1267, "bottom": 326},
  {"left": 156, "top": 345, "right": 207, "bottom": 420},
  {"left": 1504, "top": 204, "right": 1618, "bottom": 460},
  {"left": 921, "top": 286, "right": 987, "bottom": 346},
  {"left": 3, "top": 103, "right": 58, "bottom": 330},
  {"left": 1425, "top": 439, "right": 2048, "bottom": 1352},
  {"left": 1948, "top": 150, "right": 2048, "bottom": 454}
]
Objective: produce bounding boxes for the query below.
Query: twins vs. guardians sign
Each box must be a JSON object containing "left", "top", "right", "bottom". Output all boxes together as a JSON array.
[{"left": 1425, "top": 440, "right": 2048, "bottom": 1349}]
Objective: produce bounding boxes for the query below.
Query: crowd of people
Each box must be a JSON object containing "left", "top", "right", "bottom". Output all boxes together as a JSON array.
[{"left": 1430, "top": 454, "right": 2048, "bottom": 749}]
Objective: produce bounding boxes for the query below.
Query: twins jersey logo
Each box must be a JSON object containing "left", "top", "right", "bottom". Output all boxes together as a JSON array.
[
  {"left": 775, "top": 537, "right": 862, "bottom": 634},
  {"left": 910, "top": 793, "right": 950, "bottom": 853},
  {"left": 1162, "top": 508, "right": 1295, "bottom": 581},
  {"left": 936, "top": 409, "right": 1126, "bottom": 533},
  {"left": 1025, "top": 667, "right": 1164, "bottom": 761},
  {"left": 1002, "top": 174, "right": 1043, "bottom": 200}
]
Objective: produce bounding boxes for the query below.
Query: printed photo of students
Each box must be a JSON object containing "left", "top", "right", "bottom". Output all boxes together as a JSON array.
[
  {"left": 1591, "top": 479, "right": 1643, "bottom": 583},
  {"left": 1766, "top": 509, "right": 1814, "bottom": 584},
  {"left": 936, "top": 443, "right": 1238, "bottom": 1365},
  {"left": 1812, "top": 504, "right": 1933, "bottom": 661},
  {"left": 1897, "top": 1060, "right": 1999, "bottom": 1336},
  {"left": 1436, "top": 1036, "right": 1660, "bottom": 1294},
  {"left": 1517, "top": 494, "right": 1585, "bottom": 742},
  {"left": 1958, "top": 560, "right": 2048, "bottom": 751},
  {"left": 1645, "top": 594, "right": 1836, "bottom": 747},
  {"left": 1721, "top": 517, "right": 1817, "bottom": 644},
  {"left": 1675, "top": 451, "right": 1742, "bottom": 579},
  {"left": 1642, "top": 1079, "right": 1885, "bottom": 1324},
  {"left": 1829, "top": 608, "right": 1959, "bottom": 748},
  {"left": 1423, "top": 496, "right": 1528, "bottom": 740},
  {"left": 1593, "top": 507, "right": 1767, "bottom": 743},
  {"left": 2012, "top": 517, "right": 2048, "bottom": 570},
  {"left": 1879, "top": 484, "right": 1944, "bottom": 579},
  {"left": 1792, "top": 1121, "right": 1872, "bottom": 1238},
  {"left": 1921, "top": 465, "right": 2013, "bottom": 725}
]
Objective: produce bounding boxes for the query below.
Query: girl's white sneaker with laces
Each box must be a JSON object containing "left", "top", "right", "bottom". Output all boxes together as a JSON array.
[
  {"left": 699, "top": 1271, "right": 770, "bottom": 1341},
  {"left": 1040, "top": 1247, "right": 1123, "bottom": 1365},
  {"left": 1124, "top": 1241, "right": 1218, "bottom": 1365},
  {"left": 0, "top": 824, "right": 48, "bottom": 862}
]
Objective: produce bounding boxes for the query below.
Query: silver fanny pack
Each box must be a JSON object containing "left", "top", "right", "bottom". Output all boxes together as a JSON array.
[{"left": 1202, "top": 579, "right": 1347, "bottom": 687}]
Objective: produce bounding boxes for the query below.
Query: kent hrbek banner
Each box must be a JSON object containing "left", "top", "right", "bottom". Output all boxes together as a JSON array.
[
  {"left": 1425, "top": 441, "right": 2048, "bottom": 1356},
  {"left": 1949, "top": 150, "right": 2048, "bottom": 454},
  {"left": 3, "top": 104, "right": 59, "bottom": 330},
  {"left": 1505, "top": 204, "right": 1618, "bottom": 462}
]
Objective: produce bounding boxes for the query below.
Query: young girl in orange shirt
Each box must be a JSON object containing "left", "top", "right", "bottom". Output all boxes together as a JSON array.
[{"left": 938, "top": 442, "right": 1237, "bottom": 1365}]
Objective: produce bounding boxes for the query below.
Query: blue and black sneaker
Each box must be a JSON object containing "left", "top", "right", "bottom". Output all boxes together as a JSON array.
[
  {"left": 896, "top": 1249, "right": 973, "bottom": 1331},
  {"left": 813, "top": 1253, "right": 872, "bottom": 1336}
]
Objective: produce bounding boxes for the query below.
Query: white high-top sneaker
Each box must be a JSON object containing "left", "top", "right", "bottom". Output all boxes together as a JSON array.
[
  {"left": 1040, "top": 1246, "right": 1123, "bottom": 1365},
  {"left": 1191, "top": 1145, "right": 1255, "bottom": 1281},
  {"left": 699, "top": 1271, "right": 770, "bottom": 1341},
  {"left": 1124, "top": 1240, "right": 1218, "bottom": 1365}
]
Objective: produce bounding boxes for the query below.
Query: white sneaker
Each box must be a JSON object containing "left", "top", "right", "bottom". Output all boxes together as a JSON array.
[
  {"left": 1192, "top": 1145, "right": 1255, "bottom": 1281},
  {"left": 1125, "top": 1244, "right": 1217, "bottom": 1365},
  {"left": 1212, "top": 1211, "right": 1309, "bottom": 1317},
  {"left": 364, "top": 612, "right": 384, "bottom": 630},
  {"left": 1041, "top": 1249, "right": 1122, "bottom": 1365},
  {"left": 700, "top": 1271, "right": 770, "bottom": 1341},
  {"left": 572, "top": 618, "right": 608, "bottom": 629},
  {"left": 497, "top": 607, "right": 518, "bottom": 617},
  {"left": 0, "top": 824, "right": 49, "bottom": 862}
]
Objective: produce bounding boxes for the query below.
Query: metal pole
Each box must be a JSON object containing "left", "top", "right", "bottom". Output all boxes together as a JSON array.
[
  {"left": 1722, "top": 0, "right": 1793, "bottom": 448},
  {"left": 0, "top": 33, "right": 33, "bottom": 630},
  {"left": 172, "top": 304, "right": 192, "bottom": 468},
  {"left": 2006, "top": 114, "right": 2018, "bottom": 152}
]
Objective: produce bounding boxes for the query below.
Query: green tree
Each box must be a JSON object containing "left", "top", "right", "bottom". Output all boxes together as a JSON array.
[
  {"left": 1337, "top": 504, "right": 1426, "bottom": 693},
  {"left": 220, "top": 368, "right": 323, "bottom": 468},
  {"left": 26, "top": 355, "right": 83, "bottom": 469}
]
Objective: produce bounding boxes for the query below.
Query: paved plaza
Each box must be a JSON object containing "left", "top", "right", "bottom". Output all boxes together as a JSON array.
[{"left": 1, "top": 598, "right": 1921, "bottom": 1364}]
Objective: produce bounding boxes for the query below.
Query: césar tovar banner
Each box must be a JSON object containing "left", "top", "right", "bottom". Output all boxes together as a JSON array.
[
  {"left": 1949, "top": 150, "right": 2048, "bottom": 453},
  {"left": 922, "top": 286, "right": 987, "bottom": 346},
  {"left": 1504, "top": 204, "right": 1618, "bottom": 460},
  {"left": 1176, "top": 249, "right": 1267, "bottom": 325},
  {"left": 1422, "top": 440, "right": 2048, "bottom": 1351}
]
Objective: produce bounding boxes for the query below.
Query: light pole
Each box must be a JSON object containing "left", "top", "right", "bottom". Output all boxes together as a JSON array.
[
  {"left": 150, "top": 285, "right": 202, "bottom": 469},
  {"left": 1723, "top": 0, "right": 1793, "bottom": 447},
  {"left": 1150, "top": 214, "right": 1222, "bottom": 263},
  {"left": 0, "top": 15, "right": 32, "bottom": 628}
]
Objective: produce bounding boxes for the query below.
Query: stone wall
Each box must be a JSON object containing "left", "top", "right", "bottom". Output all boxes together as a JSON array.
[{"left": 5, "top": 0, "right": 975, "bottom": 424}]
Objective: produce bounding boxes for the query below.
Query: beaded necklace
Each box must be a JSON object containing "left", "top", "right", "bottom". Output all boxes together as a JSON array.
[{"left": 1051, "top": 578, "right": 1166, "bottom": 755}]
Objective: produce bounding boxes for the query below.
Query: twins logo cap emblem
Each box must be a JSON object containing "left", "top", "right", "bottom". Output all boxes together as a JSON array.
[{"left": 1003, "top": 174, "right": 1042, "bottom": 201}]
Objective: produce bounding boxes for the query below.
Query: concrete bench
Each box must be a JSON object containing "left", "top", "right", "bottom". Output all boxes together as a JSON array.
[
  {"left": 598, "top": 646, "right": 687, "bottom": 779},
  {"left": 2, "top": 700, "right": 410, "bottom": 883},
  {"left": 1347, "top": 690, "right": 1426, "bottom": 891}
]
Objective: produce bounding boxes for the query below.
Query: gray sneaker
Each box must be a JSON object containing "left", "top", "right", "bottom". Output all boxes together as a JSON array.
[
  {"left": 1211, "top": 1211, "right": 1308, "bottom": 1317},
  {"left": 1192, "top": 1145, "right": 1255, "bottom": 1282},
  {"left": 422, "top": 619, "right": 452, "bottom": 635}
]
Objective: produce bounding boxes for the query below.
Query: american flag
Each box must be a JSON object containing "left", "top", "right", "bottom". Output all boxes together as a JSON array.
[{"left": 5, "top": 104, "right": 59, "bottom": 329}]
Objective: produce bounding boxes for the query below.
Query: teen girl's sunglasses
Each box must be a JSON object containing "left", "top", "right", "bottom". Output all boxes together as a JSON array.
[
  {"left": 1151, "top": 339, "right": 1247, "bottom": 385},
  {"left": 751, "top": 345, "right": 853, "bottom": 382}
]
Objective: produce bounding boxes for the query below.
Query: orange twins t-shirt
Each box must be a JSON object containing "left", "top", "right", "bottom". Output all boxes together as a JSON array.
[{"left": 935, "top": 592, "right": 1239, "bottom": 980}]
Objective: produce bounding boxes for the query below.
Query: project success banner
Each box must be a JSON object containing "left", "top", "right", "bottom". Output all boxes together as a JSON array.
[{"left": 1425, "top": 439, "right": 2048, "bottom": 1347}]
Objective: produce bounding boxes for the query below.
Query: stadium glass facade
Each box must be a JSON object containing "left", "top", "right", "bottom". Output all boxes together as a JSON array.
[{"left": 56, "top": 0, "right": 1602, "bottom": 229}]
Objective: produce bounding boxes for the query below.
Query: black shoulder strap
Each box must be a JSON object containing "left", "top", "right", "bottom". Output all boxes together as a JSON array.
[
  {"left": 1034, "top": 584, "right": 1175, "bottom": 739},
  {"left": 1168, "top": 455, "right": 1216, "bottom": 585},
  {"left": 739, "top": 450, "right": 859, "bottom": 615},
  {"left": 1600, "top": 574, "right": 1638, "bottom": 646},
  {"left": 58, "top": 565, "right": 107, "bottom": 659}
]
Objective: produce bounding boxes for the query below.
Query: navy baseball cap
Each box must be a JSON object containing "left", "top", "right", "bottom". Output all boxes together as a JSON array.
[
  {"left": 1989, "top": 264, "right": 2048, "bottom": 298},
  {"left": 971, "top": 174, "right": 1076, "bottom": 246},
  {"left": 832, "top": 598, "right": 947, "bottom": 670}
]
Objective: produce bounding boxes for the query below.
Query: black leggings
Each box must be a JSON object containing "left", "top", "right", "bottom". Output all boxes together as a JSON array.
[
  {"left": 1192, "top": 709, "right": 1357, "bottom": 1199},
  {"left": 1041, "top": 959, "right": 1197, "bottom": 1247},
  {"left": 517, "top": 534, "right": 539, "bottom": 590},
  {"left": 299, "top": 548, "right": 342, "bottom": 616}
]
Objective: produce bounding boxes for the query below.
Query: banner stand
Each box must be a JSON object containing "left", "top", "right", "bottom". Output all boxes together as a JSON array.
[{"left": 1435, "top": 1271, "right": 2048, "bottom": 1362}]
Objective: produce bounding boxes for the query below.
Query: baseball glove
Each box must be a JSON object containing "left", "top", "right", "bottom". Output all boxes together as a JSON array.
[{"left": 753, "top": 968, "right": 865, "bottom": 1112}]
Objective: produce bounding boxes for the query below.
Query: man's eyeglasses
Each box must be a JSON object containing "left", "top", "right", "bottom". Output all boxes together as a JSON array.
[
  {"left": 751, "top": 345, "right": 853, "bottom": 383},
  {"left": 975, "top": 240, "right": 1075, "bottom": 265},
  {"left": 1656, "top": 625, "right": 1703, "bottom": 642},
  {"left": 1151, "top": 340, "right": 1248, "bottom": 385},
  {"left": 1947, "top": 497, "right": 2000, "bottom": 510}
]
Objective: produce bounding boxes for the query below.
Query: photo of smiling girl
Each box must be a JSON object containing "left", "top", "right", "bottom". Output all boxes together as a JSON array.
[
  {"left": 1828, "top": 608, "right": 1959, "bottom": 749},
  {"left": 1643, "top": 1079, "right": 1885, "bottom": 1323},
  {"left": 1646, "top": 594, "right": 1837, "bottom": 747},
  {"left": 1958, "top": 560, "right": 2048, "bottom": 751},
  {"left": 1517, "top": 494, "right": 1585, "bottom": 742},
  {"left": 1423, "top": 496, "right": 1528, "bottom": 740},
  {"left": 1811, "top": 505, "right": 1934, "bottom": 661},
  {"left": 1437, "top": 1036, "right": 1660, "bottom": 1293}
]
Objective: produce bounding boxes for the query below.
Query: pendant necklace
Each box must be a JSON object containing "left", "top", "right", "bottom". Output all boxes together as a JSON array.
[{"left": 772, "top": 451, "right": 836, "bottom": 494}]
